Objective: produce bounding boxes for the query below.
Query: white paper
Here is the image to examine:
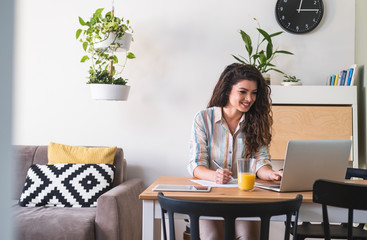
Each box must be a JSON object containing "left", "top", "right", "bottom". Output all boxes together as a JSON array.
[{"left": 190, "top": 179, "right": 238, "bottom": 188}]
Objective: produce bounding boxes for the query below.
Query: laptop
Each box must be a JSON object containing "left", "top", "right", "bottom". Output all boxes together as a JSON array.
[{"left": 255, "top": 140, "right": 352, "bottom": 192}]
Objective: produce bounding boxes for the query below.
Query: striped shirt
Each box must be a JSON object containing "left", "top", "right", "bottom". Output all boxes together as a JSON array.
[{"left": 187, "top": 106, "right": 272, "bottom": 177}]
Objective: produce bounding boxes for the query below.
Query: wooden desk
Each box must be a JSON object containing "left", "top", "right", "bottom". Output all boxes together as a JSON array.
[{"left": 139, "top": 176, "right": 367, "bottom": 240}]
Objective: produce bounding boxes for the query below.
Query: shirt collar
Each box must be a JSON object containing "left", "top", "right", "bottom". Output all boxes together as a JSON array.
[
  {"left": 214, "top": 106, "right": 246, "bottom": 125},
  {"left": 214, "top": 107, "right": 222, "bottom": 123}
]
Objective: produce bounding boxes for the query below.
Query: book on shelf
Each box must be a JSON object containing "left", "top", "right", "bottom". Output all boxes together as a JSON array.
[
  {"left": 334, "top": 74, "right": 339, "bottom": 86},
  {"left": 329, "top": 75, "right": 335, "bottom": 86},
  {"left": 328, "top": 64, "right": 357, "bottom": 86},
  {"left": 349, "top": 64, "right": 357, "bottom": 86},
  {"left": 339, "top": 70, "right": 347, "bottom": 86}
]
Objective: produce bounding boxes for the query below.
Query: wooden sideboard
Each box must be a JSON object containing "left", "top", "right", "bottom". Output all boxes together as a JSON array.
[{"left": 270, "top": 86, "right": 358, "bottom": 167}]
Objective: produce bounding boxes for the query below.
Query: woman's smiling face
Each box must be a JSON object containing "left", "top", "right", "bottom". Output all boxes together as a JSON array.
[{"left": 226, "top": 79, "right": 257, "bottom": 113}]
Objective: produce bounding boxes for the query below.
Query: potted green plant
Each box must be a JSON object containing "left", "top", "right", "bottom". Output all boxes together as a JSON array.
[
  {"left": 232, "top": 18, "right": 294, "bottom": 85},
  {"left": 281, "top": 74, "right": 302, "bottom": 86},
  {"left": 76, "top": 8, "right": 136, "bottom": 100}
]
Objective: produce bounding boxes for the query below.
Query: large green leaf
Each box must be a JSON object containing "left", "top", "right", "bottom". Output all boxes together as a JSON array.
[
  {"left": 95, "top": 8, "right": 104, "bottom": 16},
  {"left": 257, "top": 28, "right": 272, "bottom": 44},
  {"left": 275, "top": 50, "right": 294, "bottom": 55},
  {"left": 76, "top": 29, "right": 82, "bottom": 39},
  {"left": 258, "top": 51, "right": 267, "bottom": 63},
  {"left": 78, "top": 17, "right": 86, "bottom": 26},
  {"left": 266, "top": 43, "right": 273, "bottom": 59},
  {"left": 252, "top": 54, "right": 260, "bottom": 62},
  {"left": 127, "top": 52, "right": 136, "bottom": 59},
  {"left": 113, "top": 55, "right": 118, "bottom": 64},
  {"left": 81, "top": 55, "right": 89, "bottom": 62},
  {"left": 240, "top": 30, "right": 252, "bottom": 56},
  {"left": 83, "top": 42, "right": 88, "bottom": 51},
  {"left": 232, "top": 55, "right": 247, "bottom": 64},
  {"left": 267, "top": 68, "right": 284, "bottom": 74},
  {"left": 269, "top": 31, "right": 283, "bottom": 38}
]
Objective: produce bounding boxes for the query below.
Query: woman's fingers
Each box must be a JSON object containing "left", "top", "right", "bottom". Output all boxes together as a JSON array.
[
  {"left": 215, "top": 169, "right": 233, "bottom": 184},
  {"left": 270, "top": 170, "right": 283, "bottom": 181}
]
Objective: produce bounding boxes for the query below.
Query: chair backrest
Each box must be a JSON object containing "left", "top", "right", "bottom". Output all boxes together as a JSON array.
[
  {"left": 158, "top": 192, "right": 303, "bottom": 240},
  {"left": 313, "top": 179, "right": 367, "bottom": 240},
  {"left": 345, "top": 167, "right": 367, "bottom": 180}
]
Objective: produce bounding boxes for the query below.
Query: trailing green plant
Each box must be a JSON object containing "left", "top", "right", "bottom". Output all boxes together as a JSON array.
[
  {"left": 232, "top": 18, "right": 293, "bottom": 74},
  {"left": 76, "top": 8, "right": 135, "bottom": 85},
  {"left": 283, "top": 74, "right": 300, "bottom": 82}
]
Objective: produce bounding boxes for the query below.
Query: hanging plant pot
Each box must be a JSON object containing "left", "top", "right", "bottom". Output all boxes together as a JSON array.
[
  {"left": 89, "top": 84, "right": 131, "bottom": 101},
  {"left": 94, "top": 32, "right": 132, "bottom": 52}
]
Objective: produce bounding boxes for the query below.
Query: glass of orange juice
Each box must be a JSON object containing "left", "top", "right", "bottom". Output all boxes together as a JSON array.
[{"left": 237, "top": 157, "right": 256, "bottom": 191}]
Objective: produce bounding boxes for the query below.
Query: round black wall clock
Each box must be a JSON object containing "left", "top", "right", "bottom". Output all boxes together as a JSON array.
[{"left": 275, "top": 0, "right": 324, "bottom": 34}]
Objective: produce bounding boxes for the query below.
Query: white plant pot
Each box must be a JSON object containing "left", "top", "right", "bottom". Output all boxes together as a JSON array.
[
  {"left": 89, "top": 84, "right": 131, "bottom": 101},
  {"left": 280, "top": 81, "right": 302, "bottom": 86},
  {"left": 94, "top": 32, "right": 132, "bottom": 52}
]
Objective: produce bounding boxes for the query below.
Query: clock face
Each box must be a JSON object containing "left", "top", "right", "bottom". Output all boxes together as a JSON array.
[{"left": 275, "top": 0, "right": 324, "bottom": 34}]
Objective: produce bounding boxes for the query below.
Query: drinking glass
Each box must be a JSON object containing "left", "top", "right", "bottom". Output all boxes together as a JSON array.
[{"left": 237, "top": 157, "right": 256, "bottom": 191}]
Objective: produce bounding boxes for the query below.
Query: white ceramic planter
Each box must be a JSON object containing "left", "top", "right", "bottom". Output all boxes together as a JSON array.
[
  {"left": 89, "top": 84, "right": 131, "bottom": 101},
  {"left": 280, "top": 81, "right": 302, "bottom": 86},
  {"left": 94, "top": 32, "right": 132, "bottom": 52}
]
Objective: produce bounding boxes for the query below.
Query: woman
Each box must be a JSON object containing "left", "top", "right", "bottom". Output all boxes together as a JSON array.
[{"left": 188, "top": 63, "right": 283, "bottom": 239}]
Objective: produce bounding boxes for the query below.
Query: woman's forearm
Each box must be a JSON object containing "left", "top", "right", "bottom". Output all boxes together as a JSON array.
[{"left": 193, "top": 165, "right": 216, "bottom": 181}]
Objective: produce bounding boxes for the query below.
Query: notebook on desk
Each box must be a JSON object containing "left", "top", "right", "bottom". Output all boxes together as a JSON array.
[{"left": 255, "top": 140, "right": 352, "bottom": 192}]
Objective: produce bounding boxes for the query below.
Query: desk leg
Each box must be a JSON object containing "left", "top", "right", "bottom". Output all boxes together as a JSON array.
[{"left": 142, "top": 200, "right": 155, "bottom": 240}]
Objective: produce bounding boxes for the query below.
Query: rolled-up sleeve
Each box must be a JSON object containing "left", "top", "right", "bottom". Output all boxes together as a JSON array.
[
  {"left": 187, "top": 112, "right": 209, "bottom": 176},
  {"left": 255, "top": 145, "right": 272, "bottom": 171}
]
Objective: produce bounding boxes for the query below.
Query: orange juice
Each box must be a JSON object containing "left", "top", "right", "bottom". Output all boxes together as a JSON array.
[{"left": 238, "top": 172, "right": 256, "bottom": 191}]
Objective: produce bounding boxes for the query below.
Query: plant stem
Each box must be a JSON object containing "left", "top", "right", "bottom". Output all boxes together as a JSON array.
[
  {"left": 109, "top": 60, "right": 114, "bottom": 83},
  {"left": 109, "top": 7, "right": 115, "bottom": 83},
  {"left": 122, "top": 56, "right": 127, "bottom": 74},
  {"left": 255, "top": 18, "right": 261, "bottom": 67}
]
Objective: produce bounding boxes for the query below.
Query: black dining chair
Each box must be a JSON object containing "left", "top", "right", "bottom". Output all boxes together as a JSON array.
[
  {"left": 315, "top": 179, "right": 367, "bottom": 240},
  {"left": 157, "top": 192, "right": 303, "bottom": 240},
  {"left": 345, "top": 167, "right": 367, "bottom": 180},
  {"left": 292, "top": 168, "right": 367, "bottom": 240}
]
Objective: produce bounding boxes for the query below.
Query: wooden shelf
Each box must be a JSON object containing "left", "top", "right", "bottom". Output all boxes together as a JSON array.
[{"left": 270, "top": 86, "right": 358, "bottom": 167}]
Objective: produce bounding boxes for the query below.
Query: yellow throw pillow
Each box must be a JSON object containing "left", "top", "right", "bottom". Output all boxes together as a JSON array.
[{"left": 48, "top": 142, "right": 117, "bottom": 165}]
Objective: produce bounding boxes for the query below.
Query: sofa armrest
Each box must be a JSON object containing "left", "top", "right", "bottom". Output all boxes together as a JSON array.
[{"left": 95, "top": 178, "right": 145, "bottom": 240}]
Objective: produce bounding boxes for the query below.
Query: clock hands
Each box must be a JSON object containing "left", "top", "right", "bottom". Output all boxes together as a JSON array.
[
  {"left": 297, "top": 0, "right": 320, "bottom": 13},
  {"left": 297, "top": 0, "right": 304, "bottom": 13},
  {"left": 298, "top": 9, "right": 320, "bottom": 12}
]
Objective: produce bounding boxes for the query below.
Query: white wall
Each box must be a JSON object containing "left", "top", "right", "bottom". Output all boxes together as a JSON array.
[{"left": 13, "top": 0, "right": 355, "bottom": 185}]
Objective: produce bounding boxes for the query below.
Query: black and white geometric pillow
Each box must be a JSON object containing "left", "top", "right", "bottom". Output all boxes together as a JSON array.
[{"left": 19, "top": 164, "right": 115, "bottom": 207}]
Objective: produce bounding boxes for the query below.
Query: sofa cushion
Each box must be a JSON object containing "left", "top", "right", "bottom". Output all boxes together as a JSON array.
[
  {"left": 48, "top": 142, "right": 117, "bottom": 165},
  {"left": 19, "top": 164, "right": 115, "bottom": 207},
  {"left": 13, "top": 200, "right": 96, "bottom": 240}
]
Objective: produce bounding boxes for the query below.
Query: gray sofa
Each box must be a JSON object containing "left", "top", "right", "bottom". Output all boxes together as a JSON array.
[{"left": 12, "top": 145, "right": 145, "bottom": 240}]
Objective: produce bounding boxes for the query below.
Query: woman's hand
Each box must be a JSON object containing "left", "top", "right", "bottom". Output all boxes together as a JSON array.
[
  {"left": 267, "top": 170, "right": 283, "bottom": 181},
  {"left": 256, "top": 165, "right": 283, "bottom": 181},
  {"left": 193, "top": 165, "right": 233, "bottom": 184},
  {"left": 215, "top": 168, "right": 233, "bottom": 184}
]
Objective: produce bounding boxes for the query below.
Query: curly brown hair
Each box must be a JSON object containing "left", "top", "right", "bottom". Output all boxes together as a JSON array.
[{"left": 207, "top": 63, "right": 273, "bottom": 158}]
